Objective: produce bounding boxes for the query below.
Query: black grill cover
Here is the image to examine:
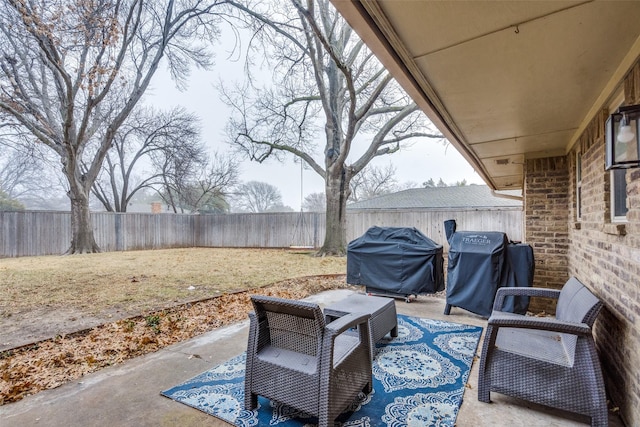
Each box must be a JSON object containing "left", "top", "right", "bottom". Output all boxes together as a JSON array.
[
  {"left": 446, "top": 231, "right": 510, "bottom": 317},
  {"left": 347, "top": 226, "right": 444, "bottom": 296},
  {"left": 502, "top": 243, "right": 535, "bottom": 314}
]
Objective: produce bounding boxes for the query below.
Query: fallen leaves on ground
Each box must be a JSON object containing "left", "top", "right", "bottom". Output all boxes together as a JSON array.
[{"left": 0, "top": 275, "right": 350, "bottom": 405}]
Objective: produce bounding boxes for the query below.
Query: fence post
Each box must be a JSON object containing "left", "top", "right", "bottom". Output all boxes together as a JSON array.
[
  {"left": 115, "top": 214, "right": 123, "bottom": 251},
  {"left": 313, "top": 213, "right": 319, "bottom": 248}
]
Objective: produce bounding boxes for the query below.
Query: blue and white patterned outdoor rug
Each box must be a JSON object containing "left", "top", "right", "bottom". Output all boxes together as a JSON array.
[{"left": 161, "top": 314, "right": 483, "bottom": 426}]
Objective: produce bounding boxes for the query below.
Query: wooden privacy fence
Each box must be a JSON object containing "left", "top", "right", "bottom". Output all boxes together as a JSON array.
[
  {"left": 0, "top": 211, "right": 198, "bottom": 257},
  {"left": 0, "top": 208, "right": 522, "bottom": 257},
  {"left": 346, "top": 208, "right": 523, "bottom": 251}
]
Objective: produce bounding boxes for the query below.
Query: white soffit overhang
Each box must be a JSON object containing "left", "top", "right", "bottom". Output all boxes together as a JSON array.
[{"left": 332, "top": 0, "right": 640, "bottom": 189}]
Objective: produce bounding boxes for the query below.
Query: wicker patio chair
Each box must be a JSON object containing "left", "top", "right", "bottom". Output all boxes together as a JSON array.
[
  {"left": 245, "top": 295, "right": 373, "bottom": 427},
  {"left": 478, "top": 277, "right": 608, "bottom": 426}
]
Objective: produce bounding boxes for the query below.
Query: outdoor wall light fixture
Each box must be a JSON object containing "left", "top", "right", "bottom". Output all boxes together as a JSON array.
[{"left": 606, "top": 104, "right": 640, "bottom": 170}]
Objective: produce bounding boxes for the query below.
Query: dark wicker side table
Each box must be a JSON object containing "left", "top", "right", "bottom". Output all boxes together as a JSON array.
[{"left": 324, "top": 294, "right": 398, "bottom": 359}]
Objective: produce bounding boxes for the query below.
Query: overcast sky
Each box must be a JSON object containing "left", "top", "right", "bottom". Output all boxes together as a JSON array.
[{"left": 144, "top": 45, "right": 484, "bottom": 211}]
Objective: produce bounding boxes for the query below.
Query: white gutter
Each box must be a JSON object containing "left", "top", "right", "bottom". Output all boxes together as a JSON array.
[{"left": 491, "top": 189, "right": 523, "bottom": 202}]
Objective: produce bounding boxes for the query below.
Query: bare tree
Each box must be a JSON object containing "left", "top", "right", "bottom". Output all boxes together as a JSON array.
[
  {"left": 303, "top": 192, "right": 326, "bottom": 212},
  {"left": 233, "top": 181, "right": 283, "bottom": 213},
  {"left": 157, "top": 152, "right": 239, "bottom": 214},
  {"left": 223, "top": 0, "right": 443, "bottom": 255},
  {"left": 0, "top": 189, "right": 23, "bottom": 210},
  {"left": 91, "top": 106, "right": 203, "bottom": 212},
  {"left": 348, "top": 164, "right": 398, "bottom": 203},
  {"left": 398, "top": 180, "right": 420, "bottom": 190},
  {"left": 0, "top": 147, "right": 58, "bottom": 207},
  {"left": 0, "top": 0, "right": 226, "bottom": 253},
  {"left": 268, "top": 204, "right": 294, "bottom": 212}
]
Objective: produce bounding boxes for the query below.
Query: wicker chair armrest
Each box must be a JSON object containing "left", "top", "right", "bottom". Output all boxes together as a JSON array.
[
  {"left": 488, "top": 312, "right": 592, "bottom": 336},
  {"left": 493, "top": 287, "right": 561, "bottom": 311},
  {"left": 246, "top": 311, "right": 267, "bottom": 351},
  {"left": 325, "top": 312, "right": 371, "bottom": 336}
]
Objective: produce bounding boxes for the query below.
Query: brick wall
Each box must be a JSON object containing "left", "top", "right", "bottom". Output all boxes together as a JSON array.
[
  {"left": 552, "top": 59, "right": 640, "bottom": 426},
  {"left": 524, "top": 156, "right": 569, "bottom": 313}
]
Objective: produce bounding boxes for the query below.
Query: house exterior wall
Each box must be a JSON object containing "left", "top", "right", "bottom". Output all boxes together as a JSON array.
[
  {"left": 524, "top": 59, "right": 640, "bottom": 426},
  {"left": 524, "top": 156, "right": 570, "bottom": 313}
]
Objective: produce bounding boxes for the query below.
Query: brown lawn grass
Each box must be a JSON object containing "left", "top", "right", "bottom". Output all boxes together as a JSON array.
[{"left": 0, "top": 247, "right": 346, "bottom": 316}]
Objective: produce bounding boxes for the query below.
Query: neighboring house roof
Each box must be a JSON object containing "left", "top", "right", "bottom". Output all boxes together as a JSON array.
[{"left": 347, "top": 185, "right": 521, "bottom": 210}]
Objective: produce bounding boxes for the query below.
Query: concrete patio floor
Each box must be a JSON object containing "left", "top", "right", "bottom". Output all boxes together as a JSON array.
[{"left": 0, "top": 289, "right": 624, "bottom": 427}]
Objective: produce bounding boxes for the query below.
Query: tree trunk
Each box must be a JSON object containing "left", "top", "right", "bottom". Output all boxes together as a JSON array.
[
  {"left": 319, "top": 168, "right": 349, "bottom": 256},
  {"left": 66, "top": 164, "right": 101, "bottom": 254}
]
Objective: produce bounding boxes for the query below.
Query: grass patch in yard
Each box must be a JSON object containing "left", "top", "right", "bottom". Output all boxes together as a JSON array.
[{"left": 0, "top": 247, "right": 346, "bottom": 316}]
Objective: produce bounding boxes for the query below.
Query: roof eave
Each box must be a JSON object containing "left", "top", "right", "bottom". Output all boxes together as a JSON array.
[{"left": 331, "top": 0, "right": 495, "bottom": 189}]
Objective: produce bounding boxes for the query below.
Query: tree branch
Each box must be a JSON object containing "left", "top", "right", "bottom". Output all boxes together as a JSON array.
[{"left": 237, "top": 133, "right": 325, "bottom": 178}]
